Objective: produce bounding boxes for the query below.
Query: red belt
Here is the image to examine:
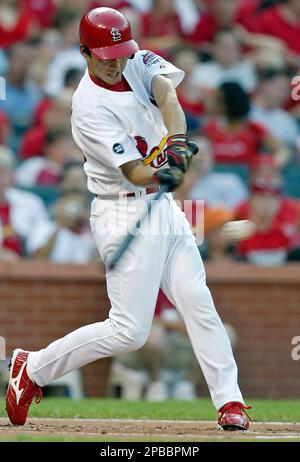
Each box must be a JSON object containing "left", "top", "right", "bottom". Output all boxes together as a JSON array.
[
  {"left": 123, "top": 187, "right": 159, "bottom": 198},
  {"left": 95, "top": 187, "right": 159, "bottom": 200}
]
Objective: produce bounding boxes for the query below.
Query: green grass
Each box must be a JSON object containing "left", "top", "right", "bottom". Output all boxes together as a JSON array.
[
  {"left": 1, "top": 398, "right": 300, "bottom": 422},
  {"left": 1, "top": 398, "right": 300, "bottom": 442}
]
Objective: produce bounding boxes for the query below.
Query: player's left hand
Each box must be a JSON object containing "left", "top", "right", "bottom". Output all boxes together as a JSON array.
[
  {"left": 153, "top": 167, "right": 184, "bottom": 192},
  {"left": 166, "top": 134, "right": 198, "bottom": 172}
]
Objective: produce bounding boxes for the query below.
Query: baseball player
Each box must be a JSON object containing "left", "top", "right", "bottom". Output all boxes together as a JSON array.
[{"left": 6, "top": 7, "right": 251, "bottom": 430}]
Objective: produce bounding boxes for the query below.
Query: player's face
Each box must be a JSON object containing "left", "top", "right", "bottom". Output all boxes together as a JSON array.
[{"left": 89, "top": 55, "right": 129, "bottom": 85}]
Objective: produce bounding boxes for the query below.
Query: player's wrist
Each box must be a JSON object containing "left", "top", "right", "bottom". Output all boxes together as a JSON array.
[{"left": 167, "top": 134, "right": 187, "bottom": 147}]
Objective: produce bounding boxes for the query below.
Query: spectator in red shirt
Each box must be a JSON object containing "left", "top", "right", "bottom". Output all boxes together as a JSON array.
[
  {"left": 237, "top": 0, "right": 261, "bottom": 25},
  {"left": 22, "top": 0, "right": 57, "bottom": 28},
  {"left": 15, "top": 129, "right": 83, "bottom": 188},
  {"left": 32, "top": 98, "right": 53, "bottom": 129},
  {"left": 202, "top": 82, "right": 289, "bottom": 166},
  {"left": 140, "top": 0, "right": 183, "bottom": 55},
  {"left": 0, "top": 0, "right": 39, "bottom": 49},
  {"left": 31, "top": 68, "right": 83, "bottom": 130},
  {"left": 0, "top": 147, "right": 22, "bottom": 257},
  {"left": 186, "top": 0, "right": 287, "bottom": 58},
  {"left": 0, "top": 110, "right": 10, "bottom": 146},
  {"left": 169, "top": 46, "right": 204, "bottom": 130},
  {"left": 250, "top": 0, "right": 300, "bottom": 58},
  {"left": 236, "top": 0, "right": 279, "bottom": 30},
  {"left": 234, "top": 155, "right": 300, "bottom": 265},
  {"left": 0, "top": 146, "right": 51, "bottom": 258},
  {"left": 19, "top": 89, "right": 74, "bottom": 160},
  {"left": 185, "top": 0, "right": 240, "bottom": 48}
]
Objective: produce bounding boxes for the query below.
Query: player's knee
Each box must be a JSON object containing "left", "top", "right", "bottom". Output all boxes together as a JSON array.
[
  {"left": 118, "top": 327, "right": 149, "bottom": 352},
  {"left": 107, "top": 319, "right": 150, "bottom": 352},
  {"left": 125, "top": 330, "right": 149, "bottom": 352}
]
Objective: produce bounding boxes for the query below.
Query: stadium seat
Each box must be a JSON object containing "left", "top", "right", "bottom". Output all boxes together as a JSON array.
[
  {"left": 45, "top": 370, "right": 84, "bottom": 398},
  {"left": 213, "top": 163, "right": 249, "bottom": 184},
  {"left": 282, "top": 165, "right": 300, "bottom": 198},
  {"left": 108, "top": 360, "right": 148, "bottom": 400},
  {"left": 18, "top": 186, "right": 59, "bottom": 207}
]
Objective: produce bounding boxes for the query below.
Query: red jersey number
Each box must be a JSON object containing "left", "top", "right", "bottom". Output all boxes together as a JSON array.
[
  {"left": 150, "top": 150, "right": 168, "bottom": 169},
  {"left": 135, "top": 136, "right": 168, "bottom": 169}
]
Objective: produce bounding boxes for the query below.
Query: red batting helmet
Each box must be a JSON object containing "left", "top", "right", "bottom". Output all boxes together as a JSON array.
[{"left": 79, "top": 7, "right": 139, "bottom": 60}]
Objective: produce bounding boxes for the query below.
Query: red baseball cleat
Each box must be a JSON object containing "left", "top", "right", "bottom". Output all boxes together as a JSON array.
[
  {"left": 6, "top": 349, "right": 42, "bottom": 426},
  {"left": 217, "top": 401, "right": 252, "bottom": 431}
]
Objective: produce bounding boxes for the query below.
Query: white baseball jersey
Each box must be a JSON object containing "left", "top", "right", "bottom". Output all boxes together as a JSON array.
[{"left": 71, "top": 50, "right": 184, "bottom": 197}]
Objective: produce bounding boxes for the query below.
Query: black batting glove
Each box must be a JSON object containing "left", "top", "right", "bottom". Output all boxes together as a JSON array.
[
  {"left": 165, "top": 134, "right": 194, "bottom": 172},
  {"left": 153, "top": 167, "right": 184, "bottom": 192},
  {"left": 187, "top": 142, "right": 199, "bottom": 156}
]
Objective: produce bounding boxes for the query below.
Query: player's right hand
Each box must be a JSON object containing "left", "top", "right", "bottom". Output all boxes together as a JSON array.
[
  {"left": 153, "top": 167, "right": 184, "bottom": 192},
  {"left": 165, "top": 134, "right": 194, "bottom": 172}
]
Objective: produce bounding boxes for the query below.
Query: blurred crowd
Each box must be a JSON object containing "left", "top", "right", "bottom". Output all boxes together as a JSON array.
[
  {"left": 0, "top": 0, "right": 300, "bottom": 267},
  {"left": 1, "top": 0, "right": 300, "bottom": 400},
  {"left": 0, "top": 0, "right": 299, "bottom": 264}
]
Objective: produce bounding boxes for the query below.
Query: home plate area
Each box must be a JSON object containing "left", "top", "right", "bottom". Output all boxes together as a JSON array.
[{"left": 0, "top": 418, "right": 300, "bottom": 441}]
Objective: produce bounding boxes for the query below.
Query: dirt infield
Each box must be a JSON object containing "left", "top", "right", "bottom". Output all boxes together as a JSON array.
[{"left": 1, "top": 418, "right": 300, "bottom": 441}]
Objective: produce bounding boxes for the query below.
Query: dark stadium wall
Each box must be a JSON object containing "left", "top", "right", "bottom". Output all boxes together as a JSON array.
[{"left": 0, "top": 261, "right": 299, "bottom": 398}]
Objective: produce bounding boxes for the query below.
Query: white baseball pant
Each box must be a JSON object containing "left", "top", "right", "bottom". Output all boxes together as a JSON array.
[{"left": 27, "top": 193, "right": 244, "bottom": 410}]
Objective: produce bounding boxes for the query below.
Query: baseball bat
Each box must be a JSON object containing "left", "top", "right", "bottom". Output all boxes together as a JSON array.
[{"left": 107, "top": 142, "right": 199, "bottom": 271}]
